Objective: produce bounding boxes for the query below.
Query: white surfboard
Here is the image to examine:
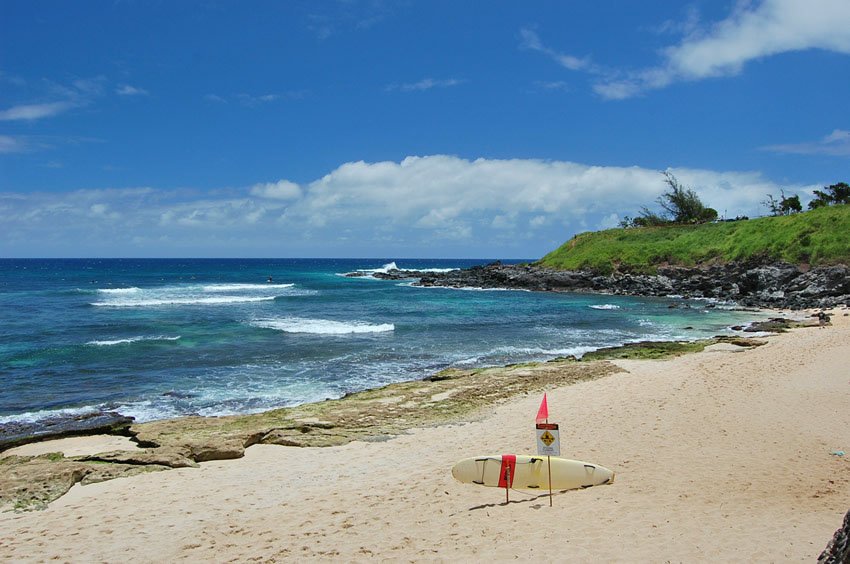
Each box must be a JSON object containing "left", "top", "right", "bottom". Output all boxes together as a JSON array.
[{"left": 451, "top": 454, "right": 614, "bottom": 490}]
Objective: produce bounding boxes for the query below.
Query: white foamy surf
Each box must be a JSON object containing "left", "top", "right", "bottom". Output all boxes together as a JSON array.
[
  {"left": 589, "top": 304, "right": 621, "bottom": 310},
  {"left": 454, "top": 344, "right": 601, "bottom": 366},
  {"left": 97, "top": 287, "right": 141, "bottom": 294},
  {"left": 92, "top": 295, "right": 277, "bottom": 307},
  {"left": 91, "top": 282, "right": 300, "bottom": 307},
  {"left": 202, "top": 283, "right": 295, "bottom": 292},
  {"left": 251, "top": 317, "right": 395, "bottom": 335},
  {"left": 86, "top": 335, "right": 181, "bottom": 346},
  {"left": 340, "top": 261, "right": 459, "bottom": 278}
]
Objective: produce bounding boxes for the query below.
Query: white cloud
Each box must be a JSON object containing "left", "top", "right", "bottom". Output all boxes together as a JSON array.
[
  {"left": 116, "top": 84, "right": 149, "bottom": 96},
  {"left": 529, "top": 215, "right": 547, "bottom": 229},
  {"left": 207, "top": 92, "right": 305, "bottom": 106},
  {"left": 88, "top": 203, "right": 121, "bottom": 220},
  {"left": 533, "top": 81, "right": 570, "bottom": 92},
  {"left": 0, "top": 135, "right": 26, "bottom": 153},
  {"left": 491, "top": 214, "right": 516, "bottom": 230},
  {"left": 652, "top": 6, "right": 702, "bottom": 36},
  {"left": 304, "top": 3, "right": 393, "bottom": 40},
  {"left": 667, "top": 0, "right": 850, "bottom": 77},
  {"left": 0, "top": 156, "right": 819, "bottom": 257},
  {"left": 520, "top": 27, "right": 591, "bottom": 71},
  {"left": 250, "top": 180, "right": 302, "bottom": 200},
  {"left": 290, "top": 155, "right": 799, "bottom": 233},
  {"left": 598, "top": 213, "right": 622, "bottom": 229},
  {"left": 387, "top": 78, "right": 464, "bottom": 92},
  {"left": 237, "top": 93, "right": 282, "bottom": 106},
  {"left": 70, "top": 77, "right": 107, "bottom": 96},
  {"left": 762, "top": 129, "right": 850, "bottom": 156},
  {"left": 595, "top": 0, "right": 850, "bottom": 98},
  {"left": 0, "top": 101, "right": 75, "bottom": 121},
  {"left": 525, "top": 1, "right": 850, "bottom": 99},
  {"left": 592, "top": 81, "right": 640, "bottom": 101},
  {"left": 157, "top": 197, "right": 277, "bottom": 228},
  {"left": 204, "top": 94, "right": 227, "bottom": 103},
  {"left": 0, "top": 75, "right": 115, "bottom": 126}
]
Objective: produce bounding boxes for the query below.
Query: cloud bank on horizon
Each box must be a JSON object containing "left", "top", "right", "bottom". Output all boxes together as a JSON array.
[
  {"left": 0, "top": 0, "right": 848, "bottom": 257},
  {"left": 0, "top": 156, "right": 819, "bottom": 257}
]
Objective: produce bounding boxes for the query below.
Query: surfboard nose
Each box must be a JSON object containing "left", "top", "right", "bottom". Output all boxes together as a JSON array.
[{"left": 451, "top": 458, "right": 477, "bottom": 483}]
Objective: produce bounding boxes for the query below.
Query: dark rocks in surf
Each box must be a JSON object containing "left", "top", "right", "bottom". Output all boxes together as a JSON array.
[
  {"left": 344, "top": 268, "right": 438, "bottom": 280},
  {"left": 412, "top": 261, "right": 850, "bottom": 310},
  {"left": 0, "top": 411, "right": 135, "bottom": 452}
]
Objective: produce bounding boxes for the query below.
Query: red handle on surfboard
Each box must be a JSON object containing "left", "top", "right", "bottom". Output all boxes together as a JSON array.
[{"left": 498, "top": 454, "right": 516, "bottom": 488}]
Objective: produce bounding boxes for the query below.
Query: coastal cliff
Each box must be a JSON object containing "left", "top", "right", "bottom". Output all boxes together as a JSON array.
[{"left": 400, "top": 205, "right": 850, "bottom": 309}]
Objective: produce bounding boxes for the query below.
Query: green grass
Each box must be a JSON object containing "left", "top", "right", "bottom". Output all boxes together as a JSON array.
[{"left": 539, "top": 205, "right": 850, "bottom": 274}]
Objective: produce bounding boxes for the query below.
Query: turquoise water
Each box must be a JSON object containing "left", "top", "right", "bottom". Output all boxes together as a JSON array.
[{"left": 0, "top": 258, "right": 764, "bottom": 425}]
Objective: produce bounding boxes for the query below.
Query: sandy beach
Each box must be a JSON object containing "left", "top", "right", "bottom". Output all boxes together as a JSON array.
[{"left": 1, "top": 310, "right": 848, "bottom": 562}]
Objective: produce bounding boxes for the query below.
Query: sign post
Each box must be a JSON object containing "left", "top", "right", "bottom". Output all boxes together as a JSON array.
[{"left": 536, "top": 422, "right": 560, "bottom": 506}]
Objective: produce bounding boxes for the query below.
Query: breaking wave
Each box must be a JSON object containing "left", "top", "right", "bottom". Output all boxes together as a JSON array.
[
  {"left": 86, "top": 335, "right": 181, "bottom": 346},
  {"left": 201, "top": 283, "right": 295, "bottom": 292},
  {"left": 91, "top": 282, "right": 300, "bottom": 307},
  {"left": 340, "top": 261, "right": 459, "bottom": 278},
  {"left": 251, "top": 317, "right": 395, "bottom": 335}
]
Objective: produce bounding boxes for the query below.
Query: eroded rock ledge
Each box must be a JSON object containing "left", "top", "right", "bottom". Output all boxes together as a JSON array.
[{"left": 0, "top": 411, "right": 134, "bottom": 452}]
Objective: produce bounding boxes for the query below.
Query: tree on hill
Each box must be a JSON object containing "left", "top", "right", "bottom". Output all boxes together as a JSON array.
[
  {"left": 621, "top": 172, "right": 717, "bottom": 227},
  {"left": 808, "top": 182, "right": 850, "bottom": 209},
  {"left": 764, "top": 190, "right": 802, "bottom": 216},
  {"left": 657, "top": 171, "right": 718, "bottom": 223}
]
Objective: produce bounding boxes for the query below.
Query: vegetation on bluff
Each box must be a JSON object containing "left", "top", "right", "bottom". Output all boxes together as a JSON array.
[
  {"left": 539, "top": 203, "right": 850, "bottom": 274},
  {"left": 620, "top": 172, "right": 718, "bottom": 228}
]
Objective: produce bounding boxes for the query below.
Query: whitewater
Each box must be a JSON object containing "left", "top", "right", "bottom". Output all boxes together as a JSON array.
[{"left": 0, "top": 258, "right": 767, "bottom": 427}]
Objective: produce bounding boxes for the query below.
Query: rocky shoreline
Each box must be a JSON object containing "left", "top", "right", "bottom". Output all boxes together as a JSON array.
[
  {"left": 3, "top": 260, "right": 845, "bottom": 513},
  {"left": 1, "top": 333, "right": 783, "bottom": 512},
  {"left": 8, "top": 259, "right": 841, "bottom": 457},
  {"left": 352, "top": 260, "right": 850, "bottom": 310},
  {"left": 1, "top": 355, "right": 625, "bottom": 510},
  {"left": 3, "top": 312, "right": 847, "bottom": 561}
]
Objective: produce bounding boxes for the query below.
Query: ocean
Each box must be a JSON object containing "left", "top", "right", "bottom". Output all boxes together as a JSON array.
[{"left": 0, "top": 258, "right": 766, "bottom": 427}]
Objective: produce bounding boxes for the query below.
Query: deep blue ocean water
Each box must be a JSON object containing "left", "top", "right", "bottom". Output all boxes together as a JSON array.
[{"left": 0, "top": 258, "right": 766, "bottom": 426}]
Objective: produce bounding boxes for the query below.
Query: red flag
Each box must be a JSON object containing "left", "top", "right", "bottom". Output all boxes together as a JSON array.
[{"left": 535, "top": 393, "right": 549, "bottom": 424}]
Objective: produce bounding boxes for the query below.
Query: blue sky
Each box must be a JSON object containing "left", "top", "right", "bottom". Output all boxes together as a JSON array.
[{"left": 1, "top": 0, "right": 849, "bottom": 258}]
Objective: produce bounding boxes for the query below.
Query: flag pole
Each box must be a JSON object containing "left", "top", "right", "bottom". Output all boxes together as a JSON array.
[
  {"left": 536, "top": 393, "right": 553, "bottom": 506},
  {"left": 547, "top": 415, "right": 553, "bottom": 507}
]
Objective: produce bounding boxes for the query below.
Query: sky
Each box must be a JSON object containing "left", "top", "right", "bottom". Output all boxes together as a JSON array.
[{"left": 1, "top": 0, "right": 849, "bottom": 259}]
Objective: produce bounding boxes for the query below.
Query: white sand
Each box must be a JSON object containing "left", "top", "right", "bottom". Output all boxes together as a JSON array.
[{"left": 1, "top": 310, "right": 848, "bottom": 561}]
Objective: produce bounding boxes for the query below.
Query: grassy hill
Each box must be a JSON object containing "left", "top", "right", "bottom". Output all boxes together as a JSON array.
[{"left": 539, "top": 205, "right": 850, "bottom": 274}]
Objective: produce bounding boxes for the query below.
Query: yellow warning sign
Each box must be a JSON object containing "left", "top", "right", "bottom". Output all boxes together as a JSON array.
[{"left": 535, "top": 423, "right": 560, "bottom": 456}]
